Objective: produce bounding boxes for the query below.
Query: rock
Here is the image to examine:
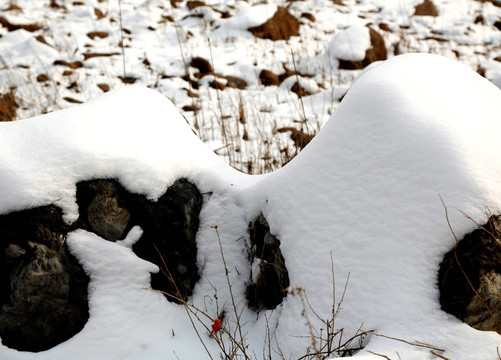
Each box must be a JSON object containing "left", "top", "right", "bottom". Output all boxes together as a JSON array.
[
  {"left": 0, "top": 89, "right": 18, "bottom": 122},
  {"left": 0, "top": 205, "right": 89, "bottom": 352},
  {"left": 277, "top": 127, "right": 315, "bottom": 150},
  {"left": 414, "top": 0, "right": 438, "bottom": 17},
  {"left": 224, "top": 75, "right": 247, "bottom": 89},
  {"left": 248, "top": 7, "right": 300, "bottom": 41},
  {"left": 129, "top": 179, "right": 203, "bottom": 302},
  {"left": 247, "top": 215, "right": 290, "bottom": 310},
  {"left": 438, "top": 215, "right": 501, "bottom": 334},
  {"left": 187, "top": 0, "right": 205, "bottom": 10},
  {"left": 291, "top": 81, "right": 311, "bottom": 97},
  {"left": 0, "top": 177, "right": 204, "bottom": 351},
  {"left": 210, "top": 79, "right": 226, "bottom": 90},
  {"left": 301, "top": 13, "right": 315, "bottom": 22},
  {"left": 190, "top": 57, "right": 212, "bottom": 74},
  {"left": 338, "top": 27, "right": 387, "bottom": 70},
  {"left": 76, "top": 178, "right": 203, "bottom": 302},
  {"left": 76, "top": 179, "right": 131, "bottom": 241},
  {"left": 259, "top": 69, "right": 280, "bottom": 86}
]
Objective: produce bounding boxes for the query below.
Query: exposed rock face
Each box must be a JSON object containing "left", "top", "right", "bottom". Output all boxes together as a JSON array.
[
  {"left": 0, "top": 178, "right": 204, "bottom": 351},
  {"left": 438, "top": 215, "right": 501, "bottom": 334},
  {"left": 76, "top": 178, "right": 203, "bottom": 302},
  {"left": 338, "top": 27, "right": 387, "bottom": 70},
  {"left": 247, "top": 214, "right": 290, "bottom": 310},
  {"left": 248, "top": 7, "right": 300, "bottom": 41},
  {"left": 0, "top": 206, "right": 89, "bottom": 352},
  {"left": 76, "top": 179, "right": 131, "bottom": 241}
]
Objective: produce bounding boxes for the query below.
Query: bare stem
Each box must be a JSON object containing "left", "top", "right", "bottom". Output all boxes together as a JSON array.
[{"left": 118, "top": 0, "right": 126, "bottom": 78}]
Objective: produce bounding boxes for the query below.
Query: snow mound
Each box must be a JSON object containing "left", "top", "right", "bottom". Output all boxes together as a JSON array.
[
  {"left": 246, "top": 53, "right": 501, "bottom": 359},
  {"left": 0, "top": 86, "right": 239, "bottom": 223},
  {"left": 329, "top": 25, "right": 371, "bottom": 61},
  {"left": 0, "top": 53, "right": 500, "bottom": 360}
]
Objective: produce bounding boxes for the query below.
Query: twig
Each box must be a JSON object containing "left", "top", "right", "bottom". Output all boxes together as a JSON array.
[
  {"left": 430, "top": 350, "right": 451, "bottom": 359},
  {"left": 290, "top": 49, "right": 307, "bottom": 124},
  {"left": 361, "top": 331, "right": 444, "bottom": 352},
  {"left": 366, "top": 350, "right": 392, "bottom": 359},
  {"left": 168, "top": 0, "right": 200, "bottom": 131},
  {"left": 212, "top": 225, "right": 251, "bottom": 360},
  {"left": 117, "top": 0, "right": 126, "bottom": 78}
]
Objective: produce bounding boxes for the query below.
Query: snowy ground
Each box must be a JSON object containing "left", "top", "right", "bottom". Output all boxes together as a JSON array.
[
  {"left": 0, "top": 53, "right": 501, "bottom": 359},
  {"left": 0, "top": 0, "right": 501, "bottom": 172}
]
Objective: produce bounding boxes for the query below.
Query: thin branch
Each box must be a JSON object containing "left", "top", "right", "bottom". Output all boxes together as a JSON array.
[
  {"left": 213, "top": 225, "right": 251, "bottom": 360},
  {"left": 366, "top": 350, "right": 392, "bottom": 359},
  {"left": 118, "top": 0, "right": 126, "bottom": 78},
  {"left": 290, "top": 49, "right": 307, "bottom": 124},
  {"left": 361, "top": 330, "right": 444, "bottom": 352},
  {"left": 430, "top": 350, "right": 451, "bottom": 359}
]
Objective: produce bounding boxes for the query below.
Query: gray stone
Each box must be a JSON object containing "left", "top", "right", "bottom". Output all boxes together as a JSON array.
[
  {"left": 246, "top": 214, "right": 290, "bottom": 310},
  {"left": 438, "top": 215, "right": 501, "bottom": 334},
  {"left": 75, "top": 178, "right": 203, "bottom": 302},
  {"left": 0, "top": 177, "right": 204, "bottom": 351},
  {"left": 0, "top": 205, "right": 89, "bottom": 352}
]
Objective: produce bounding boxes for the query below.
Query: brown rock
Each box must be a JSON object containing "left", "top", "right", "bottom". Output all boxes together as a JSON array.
[
  {"left": 378, "top": 22, "right": 390, "bottom": 32},
  {"left": 224, "top": 75, "right": 247, "bottom": 89},
  {"left": 118, "top": 76, "right": 138, "bottom": 84},
  {"left": 94, "top": 8, "right": 106, "bottom": 19},
  {"left": 37, "top": 74, "right": 50, "bottom": 82},
  {"left": 0, "top": 90, "right": 18, "bottom": 122},
  {"left": 187, "top": 0, "right": 205, "bottom": 10},
  {"left": 210, "top": 79, "right": 226, "bottom": 90},
  {"left": 248, "top": 7, "right": 300, "bottom": 41},
  {"left": 190, "top": 57, "right": 212, "bottom": 74},
  {"left": 259, "top": 69, "right": 280, "bottom": 86},
  {"left": 339, "top": 27, "right": 387, "bottom": 70},
  {"left": 54, "top": 60, "right": 84, "bottom": 69},
  {"left": 277, "top": 127, "right": 314, "bottom": 149},
  {"left": 97, "top": 83, "right": 110, "bottom": 92},
  {"left": 414, "top": 0, "right": 438, "bottom": 17},
  {"left": 291, "top": 81, "right": 311, "bottom": 97},
  {"left": 301, "top": 13, "right": 315, "bottom": 22},
  {"left": 87, "top": 31, "right": 108, "bottom": 39},
  {"left": 83, "top": 52, "right": 120, "bottom": 60},
  {"left": 0, "top": 16, "right": 42, "bottom": 32}
]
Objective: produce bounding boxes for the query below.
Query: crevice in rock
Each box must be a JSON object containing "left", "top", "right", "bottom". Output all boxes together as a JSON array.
[
  {"left": 438, "top": 214, "right": 501, "bottom": 334},
  {"left": 246, "top": 214, "right": 290, "bottom": 310}
]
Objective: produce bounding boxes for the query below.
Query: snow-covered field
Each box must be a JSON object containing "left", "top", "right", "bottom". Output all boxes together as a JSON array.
[
  {"left": 0, "top": 0, "right": 500, "bottom": 172},
  {"left": 1, "top": 53, "right": 501, "bottom": 359}
]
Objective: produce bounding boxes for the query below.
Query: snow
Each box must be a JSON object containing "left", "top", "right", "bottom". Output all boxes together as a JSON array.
[
  {"left": 1, "top": 0, "right": 500, "bottom": 173},
  {"left": 328, "top": 25, "right": 371, "bottom": 61},
  {"left": 0, "top": 86, "right": 241, "bottom": 222},
  {"left": 0, "top": 53, "right": 500, "bottom": 359}
]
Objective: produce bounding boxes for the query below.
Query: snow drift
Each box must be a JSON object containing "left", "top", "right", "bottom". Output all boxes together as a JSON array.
[{"left": 0, "top": 53, "right": 500, "bottom": 359}]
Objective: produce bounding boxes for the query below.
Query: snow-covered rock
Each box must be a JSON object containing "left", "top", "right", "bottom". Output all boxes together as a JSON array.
[{"left": 0, "top": 53, "right": 500, "bottom": 360}]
